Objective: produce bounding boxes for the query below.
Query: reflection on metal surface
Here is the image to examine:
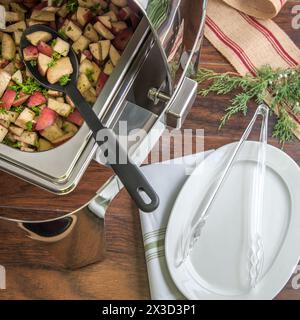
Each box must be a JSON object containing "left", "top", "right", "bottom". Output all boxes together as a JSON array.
[
  {"left": 0, "top": 176, "right": 124, "bottom": 269},
  {"left": 135, "top": 0, "right": 207, "bottom": 90},
  {"left": 19, "top": 216, "right": 77, "bottom": 243}
]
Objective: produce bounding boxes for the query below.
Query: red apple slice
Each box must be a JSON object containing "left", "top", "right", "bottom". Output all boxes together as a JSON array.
[
  {"left": 37, "top": 41, "right": 53, "bottom": 57},
  {"left": 12, "top": 93, "right": 30, "bottom": 107},
  {"left": 27, "top": 92, "right": 47, "bottom": 107},
  {"left": 67, "top": 109, "right": 84, "bottom": 126},
  {"left": 35, "top": 108, "right": 58, "bottom": 131},
  {"left": 23, "top": 45, "right": 39, "bottom": 61},
  {"left": 1, "top": 89, "right": 17, "bottom": 110},
  {"left": 0, "top": 59, "right": 10, "bottom": 68},
  {"left": 112, "top": 28, "right": 133, "bottom": 51},
  {"left": 83, "top": 49, "right": 93, "bottom": 61},
  {"left": 96, "top": 72, "right": 109, "bottom": 95},
  {"left": 118, "top": 7, "right": 132, "bottom": 20}
]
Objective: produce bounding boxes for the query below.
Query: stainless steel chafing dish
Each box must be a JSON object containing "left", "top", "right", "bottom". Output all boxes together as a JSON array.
[{"left": 0, "top": 0, "right": 207, "bottom": 269}]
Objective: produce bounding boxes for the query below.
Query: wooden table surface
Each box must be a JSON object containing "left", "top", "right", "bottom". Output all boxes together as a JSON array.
[{"left": 0, "top": 2, "right": 300, "bottom": 300}]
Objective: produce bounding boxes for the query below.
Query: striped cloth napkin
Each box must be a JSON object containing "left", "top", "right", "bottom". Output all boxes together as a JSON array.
[
  {"left": 205, "top": 0, "right": 300, "bottom": 139},
  {"left": 139, "top": 151, "right": 214, "bottom": 300}
]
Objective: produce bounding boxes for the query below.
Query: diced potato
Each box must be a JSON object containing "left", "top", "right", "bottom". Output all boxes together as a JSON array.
[
  {"left": 89, "top": 42, "right": 101, "bottom": 60},
  {"left": 5, "top": 11, "right": 24, "bottom": 22},
  {"left": 8, "top": 111, "right": 19, "bottom": 123},
  {"left": 84, "top": 24, "right": 99, "bottom": 42},
  {"left": 0, "top": 120, "right": 10, "bottom": 128},
  {"left": 0, "top": 113, "right": 11, "bottom": 122},
  {"left": 77, "top": 73, "right": 91, "bottom": 94},
  {"left": 91, "top": 62, "right": 101, "bottom": 84},
  {"left": 47, "top": 57, "right": 73, "bottom": 84},
  {"left": 38, "top": 138, "right": 53, "bottom": 151},
  {"left": 98, "top": 16, "right": 112, "bottom": 29},
  {"left": 104, "top": 10, "right": 118, "bottom": 22},
  {"left": 111, "top": 21, "right": 127, "bottom": 34},
  {"left": 79, "top": 59, "right": 93, "bottom": 74},
  {"left": 56, "top": 97, "right": 65, "bottom": 103},
  {"left": 72, "top": 35, "right": 90, "bottom": 54},
  {"left": 103, "top": 60, "right": 114, "bottom": 75},
  {"left": 0, "top": 70, "right": 11, "bottom": 98},
  {"left": 111, "top": 0, "right": 127, "bottom": 7},
  {"left": 12, "top": 70, "right": 23, "bottom": 84},
  {"left": 9, "top": 125, "right": 24, "bottom": 136},
  {"left": 48, "top": 90, "right": 63, "bottom": 97},
  {"left": 15, "top": 108, "right": 36, "bottom": 129},
  {"left": 78, "top": 0, "right": 95, "bottom": 8},
  {"left": 3, "top": 62, "right": 15, "bottom": 75},
  {"left": 76, "top": 7, "right": 92, "bottom": 27},
  {"left": 94, "top": 21, "right": 115, "bottom": 40},
  {"left": 40, "top": 122, "right": 64, "bottom": 143},
  {"left": 5, "top": 21, "right": 26, "bottom": 32},
  {"left": 15, "top": 131, "right": 38, "bottom": 146},
  {"left": 56, "top": 116, "right": 64, "bottom": 128},
  {"left": 63, "top": 121, "right": 78, "bottom": 134},
  {"left": 10, "top": 3, "right": 27, "bottom": 13},
  {"left": 109, "top": 44, "right": 120, "bottom": 66},
  {"left": 26, "top": 31, "right": 52, "bottom": 46},
  {"left": 52, "top": 37, "right": 70, "bottom": 56},
  {"left": 13, "top": 31, "right": 22, "bottom": 46},
  {"left": 99, "top": 40, "right": 111, "bottom": 61},
  {"left": 51, "top": 131, "right": 75, "bottom": 144},
  {"left": 0, "top": 125, "right": 8, "bottom": 143},
  {"left": 2, "top": 34, "right": 16, "bottom": 60},
  {"left": 57, "top": 4, "right": 68, "bottom": 18},
  {"left": 48, "top": 98, "right": 72, "bottom": 117},
  {"left": 37, "top": 53, "right": 51, "bottom": 77},
  {"left": 82, "top": 88, "right": 97, "bottom": 104},
  {"left": 5, "top": 132, "right": 16, "bottom": 143},
  {"left": 65, "top": 20, "right": 82, "bottom": 42},
  {"left": 31, "top": 10, "right": 56, "bottom": 22}
]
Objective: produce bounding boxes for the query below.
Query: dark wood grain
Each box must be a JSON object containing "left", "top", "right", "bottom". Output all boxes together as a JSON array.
[{"left": 0, "top": 1, "right": 300, "bottom": 300}]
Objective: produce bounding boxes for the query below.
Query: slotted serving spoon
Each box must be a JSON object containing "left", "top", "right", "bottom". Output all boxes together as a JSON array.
[{"left": 20, "top": 25, "right": 159, "bottom": 213}]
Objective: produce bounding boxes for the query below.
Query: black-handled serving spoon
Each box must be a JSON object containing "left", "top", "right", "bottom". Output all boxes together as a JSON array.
[{"left": 20, "top": 25, "right": 159, "bottom": 213}]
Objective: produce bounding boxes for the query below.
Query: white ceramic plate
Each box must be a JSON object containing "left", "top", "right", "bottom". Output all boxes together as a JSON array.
[{"left": 165, "top": 142, "right": 300, "bottom": 300}]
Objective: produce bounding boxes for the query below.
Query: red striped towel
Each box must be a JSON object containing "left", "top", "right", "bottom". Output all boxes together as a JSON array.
[{"left": 205, "top": 0, "right": 300, "bottom": 139}]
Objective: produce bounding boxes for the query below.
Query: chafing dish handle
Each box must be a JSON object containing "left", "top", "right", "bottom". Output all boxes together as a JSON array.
[{"left": 67, "top": 87, "right": 159, "bottom": 213}]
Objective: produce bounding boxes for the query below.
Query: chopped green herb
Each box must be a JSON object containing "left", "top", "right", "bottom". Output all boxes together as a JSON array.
[
  {"left": 3, "top": 138, "right": 21, "bottom": 149},
  {"left": 91, "top": 3, "right": 101, "bottom": 14},
  {"left": 10, "top": 106, "right": 24, "bottom": 113},
  {"left": 59, "top": 75, "right": 71, "bottom": 86},
  {"left": 9, "top": 78, "right": 44, "bottom": 95},
  {"left": 85, "top": 68, "right": 94, "bottom": 82},
  {"left": 26, "top": 121, "right": 33, "bottom": 132},
  {"left": 48, "top": 52, "right": 61, "bottom": 68},
  {"left": 31, "top": 106, "right": 41, "bottom": 115},
  {"left": 66, "top": 0, "right": 78, "bottom": 14},
  {"left": 57, "top": 29, "right": 67, "bottom": 40},
  {"left": 30, "top": 60, "right": 37, "bottom": 67},
  {"left": 0, "top": 108, "right": 8, "bottom": 114},
  {"left": 51, "top": 39, "right": 57, "bottom": 47}
]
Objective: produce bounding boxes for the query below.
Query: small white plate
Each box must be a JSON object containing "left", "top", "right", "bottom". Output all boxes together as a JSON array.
[{"left": 165, "top": 142, "right": 300, "bottom": 300}]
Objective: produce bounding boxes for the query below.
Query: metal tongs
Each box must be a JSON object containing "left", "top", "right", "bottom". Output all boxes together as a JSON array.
[{"left": 180, "top": 104, "right": 269, "bottom": 288}]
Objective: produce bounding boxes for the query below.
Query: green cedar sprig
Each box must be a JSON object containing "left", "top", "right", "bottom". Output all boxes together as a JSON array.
[{"left": 195, "top": 66, "right": 300, "bottom": 145}]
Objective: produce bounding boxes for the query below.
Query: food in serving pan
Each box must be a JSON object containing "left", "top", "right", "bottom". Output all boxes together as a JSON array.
[{"left": 0, "top": 0, "right": 140, "bottom": 152}]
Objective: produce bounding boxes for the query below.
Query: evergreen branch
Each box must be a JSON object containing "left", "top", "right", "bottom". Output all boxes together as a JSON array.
[{"left": 195, "top": 65, "right": 300, "bottom": 144}]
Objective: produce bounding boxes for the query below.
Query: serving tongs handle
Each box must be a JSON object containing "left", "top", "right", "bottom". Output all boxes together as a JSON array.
[
  {"left": 179, "top": 104, "right": 269, "bottom": 272},
  {"left": 248, "top": 104, "right": 268, "bottom": 288}
]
